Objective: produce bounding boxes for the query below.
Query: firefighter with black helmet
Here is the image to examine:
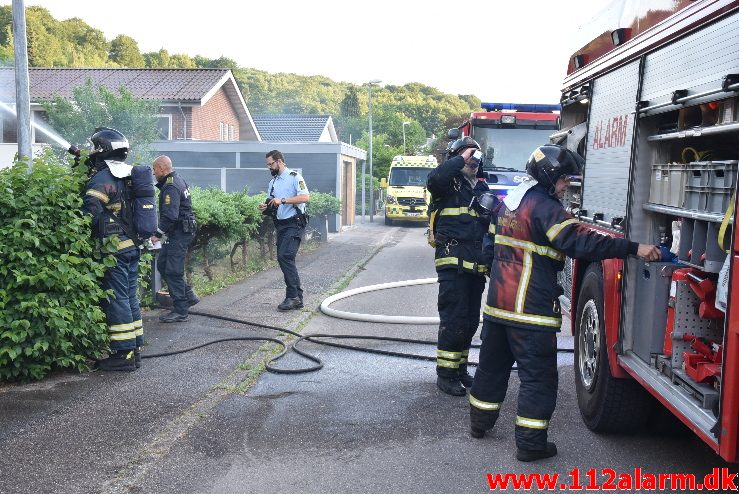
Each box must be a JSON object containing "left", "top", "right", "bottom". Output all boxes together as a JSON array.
[
  {"left": 468, "top": 144, "right": 661, "bottom": 461},
  {"left": 82, "top": 127, "right": 143, "bottom": 372},
  {"left": 427, "top": 136, "right": 498, "bottom": 396}
]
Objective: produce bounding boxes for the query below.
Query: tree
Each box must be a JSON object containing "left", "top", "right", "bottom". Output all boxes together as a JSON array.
[
  {"left": 340, "top": 86, "right": 360, "bottom": 117},
  {"left": 144, "top": 48, "right": 170, "bottom": 68},
  {"left": 356, "top": 131, "right": 403, "bottom": 181},
  {"left": 41, "top": 79, "right": 160, "bottom": 164},
  {"left": 110, "top": 35, "right": 144, "bottom": 67}
]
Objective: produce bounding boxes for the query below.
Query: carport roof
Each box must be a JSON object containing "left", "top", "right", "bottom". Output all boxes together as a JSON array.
[{"left": 252, "top": 114, "right": 337, "bottom": 142}]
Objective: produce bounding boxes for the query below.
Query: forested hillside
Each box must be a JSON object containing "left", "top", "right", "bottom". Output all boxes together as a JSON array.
[{"left": 0, "top": 6, "right": 481, "bottom": 173}]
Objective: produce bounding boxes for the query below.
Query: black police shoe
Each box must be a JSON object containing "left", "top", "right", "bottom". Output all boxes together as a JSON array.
[
  {"left": 516, "top": 442, "right": 558, "bottom": 462},
  {"left": 134, "top": 347, "right": 142, "bottom": 369},
  {"left": 437, "top": 376, "right": 466, "bottom": 396},
  {"left": 96, "top": 350, "right": 136, "bottom": 372},
  {"left": 187, "top": 294, "right": 201, "bottom": 307},
  {"left": 278, "top": 298, "right": 304, "bottom": 311},
  {"left": 159, "top": 311, "right": 189, "bottom": 323}
]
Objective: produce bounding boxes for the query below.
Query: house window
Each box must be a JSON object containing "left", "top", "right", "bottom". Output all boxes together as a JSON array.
[
  {"left": 156, "top": 114, "right": 172, "bottom": 140},
  {"left": 229, "top": 124, "right": 234, "bottom": 141},
  {"left": 219, "top": 122, "right": 225, "bottom": 141}
]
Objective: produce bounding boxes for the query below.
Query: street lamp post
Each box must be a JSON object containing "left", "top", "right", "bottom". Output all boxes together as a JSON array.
[
  {"left": 402, "top": 121, "right": 410, "bottom": 155},
  {"left": 367, "top": 79, "right": 381, "bottom": 223}
]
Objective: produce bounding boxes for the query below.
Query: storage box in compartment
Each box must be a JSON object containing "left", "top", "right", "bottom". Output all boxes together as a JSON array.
[
  {"left": 683, "top": 186, "right": 707, "bottom": 211},
  {"left": 707, "top": 160, "right": 738, "bottom": 189},
  {"left": 649, "top": 164, "right": 667, "bottom": 204},
  {"left": 686, "top": 163, "right": 710, "bottom": 187},
  {"left": 632, "top": 262, "right": 678, "bottom": 361},
  {"left": 649, "top": 163, "right": 686, "bottom": 206},
  {"left": 705, "top": 186, "right": 733, "bottom": 214}
]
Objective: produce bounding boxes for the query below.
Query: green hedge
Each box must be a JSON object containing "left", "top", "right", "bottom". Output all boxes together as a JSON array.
[
  {"left": 0, "top": 165, "right": 344, "bottom": 380},
  {"left": 307, "top": 190, "right": 341, "bottom": 216},
  {"left": 0, "top": 153, "right": 113, "bottom": 381}
]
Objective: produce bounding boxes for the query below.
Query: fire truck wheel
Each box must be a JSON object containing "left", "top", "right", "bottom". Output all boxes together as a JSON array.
[
  {"left": 574, "top": 264, "right": 653, "bottom": 433},
  {"left": 384, "top": 216, "right": 393, "bottom": 226}
]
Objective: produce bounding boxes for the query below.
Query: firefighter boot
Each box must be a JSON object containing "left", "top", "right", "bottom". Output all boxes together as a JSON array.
[
  {"left": 134, "top": 347, "right": 142, "bottom": 369},
  {"left": 516, "top": 442, "right": 558, "bottom": 462},
  {"left": 458, "top": 364, "right": 474, "bottom": 388},
  {"left": 437, "top": 376, "right": 466, "bottom": 396},
  {"left": 470, "top": 406, "right": 498, "bottom": 439},
  {"left": 96, "top": 350, "right": 136, "bottom": 372}
]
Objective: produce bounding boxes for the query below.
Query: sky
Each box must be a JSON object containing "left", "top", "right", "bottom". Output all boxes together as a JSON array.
[{"left": 19, "top": 0, "right": 616, "bottom": 104}]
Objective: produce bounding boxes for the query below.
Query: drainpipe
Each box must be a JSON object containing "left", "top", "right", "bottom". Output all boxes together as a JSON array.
[{"left": 178, "top": 102, "right": 187, "bottom": 140}]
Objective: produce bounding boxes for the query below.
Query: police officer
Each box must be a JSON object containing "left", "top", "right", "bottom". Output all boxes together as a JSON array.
[
  {"left": 82, "top": 127, "right": 143, "bottom": 371},
  {"left": 468, "top": 144, "right": 661, "bottom": 461},
  {"left": 427, "top": 137, "right": 495, "bottom": 396},
  {"left": 258, "top": 150, "right": 310, "bottom": 311},
  {"left": 152, "top": 155, "right": 199, "bottom": 323}
]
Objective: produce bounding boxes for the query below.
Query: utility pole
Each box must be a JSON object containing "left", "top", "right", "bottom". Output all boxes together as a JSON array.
[
  {"left": 402, "top": 121, "right": 410, "bottom": 155},
  {"left": 367, "top": 79, "right": 381, "bottom": 223},
  {"left": 12, "top": 0, "right": 32, "bottom": 168}
]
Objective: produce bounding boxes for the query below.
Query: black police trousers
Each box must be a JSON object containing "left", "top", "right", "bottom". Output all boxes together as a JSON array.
[
  {"left": 276, "top": 222, "right": 304, "bottom": 300},
  {"left": 436, "top": 269, "right": 485, "bottom": 379},
  {"left": 469, "top": 320, "right": 558, "bottom": 450},
  {"left": 157, "top": 229, "right": 196, "bottom": 315}
]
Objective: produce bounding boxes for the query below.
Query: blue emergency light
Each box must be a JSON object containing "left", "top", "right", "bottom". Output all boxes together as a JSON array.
[{"left": 481, "top": 103, "right": 561, "bottom": 113}]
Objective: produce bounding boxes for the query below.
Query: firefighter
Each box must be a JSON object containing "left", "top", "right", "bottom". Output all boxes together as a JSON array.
[
  {"left": 152, "top": 155, "right": 199, "bottom": 323},
  {"left": 468, "top": 144, "right": 661, "bottom": 461},
  {"left": 82, "top": 127, "right": 143, "bottom": 371},
  {"left": 427, "top": 137, "right": 495, "bottom": 396}
]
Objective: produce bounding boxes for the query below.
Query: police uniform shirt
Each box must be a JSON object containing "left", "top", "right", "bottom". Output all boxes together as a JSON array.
[{"left": 269, "top": 167, "right": 309, "bottom": 220}]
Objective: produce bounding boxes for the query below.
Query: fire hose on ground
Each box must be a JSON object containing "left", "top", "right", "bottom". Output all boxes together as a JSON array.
[{"left": 142, "top": 278, "right": 574, "bottom": 374}]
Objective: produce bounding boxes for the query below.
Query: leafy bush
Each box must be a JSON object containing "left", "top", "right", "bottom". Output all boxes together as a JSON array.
[
  {"left": 307, "top": 190, "right": 341, "bottom": 216},
  {"left": 0, "top": 153, "right": 113, "bottom": 381},
  {"left": 189, "top": 187, "right": 266, "bottom": 279}
]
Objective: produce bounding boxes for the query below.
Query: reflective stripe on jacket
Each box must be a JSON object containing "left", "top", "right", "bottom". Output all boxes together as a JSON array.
[
  {"left": 426, "top": 155, "right": 490, "bottom": 276},
  {"left": 484, "top": 185, "right": 638, "bottom": 331}
]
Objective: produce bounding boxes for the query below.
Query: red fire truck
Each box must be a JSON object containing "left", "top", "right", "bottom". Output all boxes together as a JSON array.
[
  {"left": 558, "top": 0, "right": 739, "bottom": 461},
  {"left": 448, "top": 103, "right": 559, "bottom": 197}
]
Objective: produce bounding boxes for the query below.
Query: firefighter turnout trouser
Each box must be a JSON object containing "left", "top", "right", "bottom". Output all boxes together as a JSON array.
[
  {"left": 436, "top": 269, "right": 486, "bottom": 379},
  {"left": 157, "top": 229, "right": 196, "bottom": 315},
  {"left": 102, "top": 249, "right": 143, "bottom": 352},
  {"left": 469, "top": 320, "right": 558, "bottom": 450}
]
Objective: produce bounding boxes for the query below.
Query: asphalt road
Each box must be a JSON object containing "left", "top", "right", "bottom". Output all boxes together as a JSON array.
[
  {"left": 135, "top": 224, "right": 736, "bottom": 493},
  {"left": 2, "top": 221, "right": 737, "bottom": 493}
]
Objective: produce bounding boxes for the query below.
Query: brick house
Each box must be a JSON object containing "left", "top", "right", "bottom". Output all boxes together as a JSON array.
[
  {"left": 0, "top": 68, "right": 365, "bottom": 230},
  {"left": 0, "top": 67, "right": 260, "bottom": 144}
]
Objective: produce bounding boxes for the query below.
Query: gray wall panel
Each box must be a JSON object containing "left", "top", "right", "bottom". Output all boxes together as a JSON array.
[
  {"left": 164, "top": 151, "right": 237, "bottom": 168},
  {"left": 225, "top": 168, "right": 272, "bottom": 194},
  {"left": 177, "top": 168, "right": 221, "bottom": 190},
  {"left": 240, "top": 151, "right": 338, "bottom": 194}
]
